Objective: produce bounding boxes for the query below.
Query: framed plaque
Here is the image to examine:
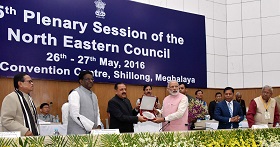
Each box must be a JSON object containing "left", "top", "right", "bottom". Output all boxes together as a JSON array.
[{"left": 139, "top": 96, "right": 157, "bottom": 120}]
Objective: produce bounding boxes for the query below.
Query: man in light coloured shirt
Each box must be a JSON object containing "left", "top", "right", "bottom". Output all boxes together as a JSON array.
[
  {"left": 67, "top": 70, "right": 101, "bottom": 134},
  {"left": 61, "top": 102, "right": 69, "bottom": 125},
  {"left": 153, "top": 80, "right": 188, "bottom": 131},
  {"left": 38, "top": 103, "right": 54, "bottom": 122},
  {"left": 195, "top": 89, "right": 208, "bottom": 110},
  {"left": 135, "top": 84, "right": 161, "bottom": 111}
]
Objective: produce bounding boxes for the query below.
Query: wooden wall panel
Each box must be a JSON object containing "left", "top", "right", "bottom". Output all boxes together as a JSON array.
[{"left": 1, "top": 77, "right": 280, "bottom": 126}]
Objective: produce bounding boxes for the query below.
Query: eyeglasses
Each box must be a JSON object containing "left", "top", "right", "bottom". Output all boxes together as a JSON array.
[
  {"left": 23, "top": 80, "right": 33, "bottom": 84},
  {"left": 83, "top": 78, "right": 94, "bottom": 82}
]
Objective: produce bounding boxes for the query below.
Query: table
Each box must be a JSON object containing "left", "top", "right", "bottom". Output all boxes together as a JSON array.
[
  {"left": 134, "top": 121, "right": 162, "bottom": 133},
  {"left": 194, "top": 120, "right": 249, "bottom": 130},
  {"left": 195, "top": 120, "right": 219, "bottom": 130},
  {"left": 39, "top": 123, "right": 67, "bottom": 136},
  {"left": 239, "top": 120, "right": 249, "bottom": 128}
]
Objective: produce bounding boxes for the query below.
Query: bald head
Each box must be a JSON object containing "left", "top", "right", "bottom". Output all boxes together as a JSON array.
[{"left": 235, "top": 92, "right": 242, "bottom": 101}]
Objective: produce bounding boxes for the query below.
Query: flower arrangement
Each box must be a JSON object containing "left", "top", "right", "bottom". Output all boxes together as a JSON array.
[
  {"left": 2, "top": 128, "right": 280, "bottom": 146},
  {"left": 188, "top": 98, "right": 208, "bottom": 123}
]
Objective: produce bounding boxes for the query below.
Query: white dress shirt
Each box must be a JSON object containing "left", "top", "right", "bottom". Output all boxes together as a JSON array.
[
  {"left": 226, "top": 101, "right": 234, "bottom": 114},
  {"left": 61, "top": 102, "right": 69, "bottom": 125},
  {"left": 226, "top": 100, "right": 233, "bottom": 122}
]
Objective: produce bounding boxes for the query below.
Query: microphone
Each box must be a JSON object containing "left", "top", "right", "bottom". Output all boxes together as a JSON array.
[
  {"left": 77, "top": 117, "right": 89, "bottom": 133},
  {"left": 159, "top": 121, "right": 170, "bottom": 131}
]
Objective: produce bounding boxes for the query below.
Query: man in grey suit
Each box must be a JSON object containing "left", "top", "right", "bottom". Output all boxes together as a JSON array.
[{"left": 1, "top": 73, "right": 38, "bottom": 136}]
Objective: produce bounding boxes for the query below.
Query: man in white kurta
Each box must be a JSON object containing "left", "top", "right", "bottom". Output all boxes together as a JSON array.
[
  {"left": 153, "top": 81, "right": 188, "bottom": 131},
  {"left": 61, "top": 102, "right": 69, "bottom": 125},
  {"left": 67, "top": 70, "right": 102, "bottom": 134}
]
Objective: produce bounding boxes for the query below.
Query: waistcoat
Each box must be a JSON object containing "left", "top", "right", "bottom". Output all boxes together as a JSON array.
[
  {"left": 254, "top": 96, "right": 276, "bottom": 128},
  {"left": 67, "top": 86, "right": 98, "bottom": 134}
]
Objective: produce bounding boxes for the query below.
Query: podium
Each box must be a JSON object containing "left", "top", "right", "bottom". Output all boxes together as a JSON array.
[{"left": 134, "top": 121, "right": 162, "bottom": 133}]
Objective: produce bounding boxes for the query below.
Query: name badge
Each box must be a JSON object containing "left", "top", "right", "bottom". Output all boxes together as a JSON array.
[{"left": 265, "top": 111, "right": 270, "bottom": 120}]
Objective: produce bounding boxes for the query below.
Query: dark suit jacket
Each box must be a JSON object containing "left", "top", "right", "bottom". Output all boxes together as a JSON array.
[
  {"left": 235, "top": 99, "right": 246, "bottom": 116},
  {"left": 208, "top": 100, "right": 217, "bottom": 120},
  {"left": 214, "top": 100, "right": 244, "bottom": 129},
  {"left": 107, "top": 95, "right": 138, "bottom": 133}
]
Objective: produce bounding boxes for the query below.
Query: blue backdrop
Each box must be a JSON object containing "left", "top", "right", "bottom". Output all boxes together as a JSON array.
[{"left": 0, "top": 0, "right": 207, "bottom": 87}]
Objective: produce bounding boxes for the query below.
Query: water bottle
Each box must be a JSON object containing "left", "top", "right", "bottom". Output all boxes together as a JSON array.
[
  {"left": 56, "top": 114, "right": 59, "bottom": 123},
  {"left": 52, "top": 115, "right": 56, "bottom": 123},
  {"left": 239, "top": 122, "right": 242, "bottom": 128},
  {"left": 53, "top": 128, "right": 60, "bottom": 135}
]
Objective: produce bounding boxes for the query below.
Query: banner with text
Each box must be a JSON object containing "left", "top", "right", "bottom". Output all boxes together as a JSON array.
[{"left": 0, "top": 0, "right": 207, "bottom": 87}]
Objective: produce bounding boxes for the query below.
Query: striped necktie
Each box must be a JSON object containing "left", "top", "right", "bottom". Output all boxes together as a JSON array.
[{"left": 228, "top": 102, "right": 233, "bottom": 117}]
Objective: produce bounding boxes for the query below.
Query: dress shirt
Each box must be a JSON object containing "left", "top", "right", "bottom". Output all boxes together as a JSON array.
[
  {"left": 61, "top": 102, "right": 69, "bottom": 125},
  {"left": 226, "top": 101, "right": 233, "bottom": 122},
  {"left": 226, "top": 101, "right": 233, "bottom": 113},
  {"left": 68, "top": 91, "right": 101, "bottom": 132},
  {"left": 38, "top": 114, "right": 54, "bottom": 122}
]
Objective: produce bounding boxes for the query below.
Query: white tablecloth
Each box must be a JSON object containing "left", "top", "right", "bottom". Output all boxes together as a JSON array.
[
  {"left": 195, "top": 120, "right": 249, "bottom": 130},
  {"left": 134, "top": 121, "right": 162, "bottom": 133},
  {"left": 39, "top": 123, "right": 67, "bottom": 136},
  {"left": 195, "top": 120, "right": 219, "bottom": 130},
  {"left": 239, "top": 120, "right": 249, "bottom": 128}
]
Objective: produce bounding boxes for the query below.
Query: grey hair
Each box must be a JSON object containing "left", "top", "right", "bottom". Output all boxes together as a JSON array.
[
  {"left": 236, "top": 92, "right": 241, "bottom": 95},
  {"left": 167, "top": 80, "right": 179, "bottom": 87},
  {"left": 262, "top": 85, "right": 273, "bottom": 92}
]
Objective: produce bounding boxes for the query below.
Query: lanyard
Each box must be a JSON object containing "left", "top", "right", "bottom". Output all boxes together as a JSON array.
[{"left": 261, "top": 96, "right": 271, "bottom": 111}]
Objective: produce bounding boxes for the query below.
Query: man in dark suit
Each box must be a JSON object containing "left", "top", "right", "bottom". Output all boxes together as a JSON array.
[
  {"left": 208, "top": 92, "right": 223, "bottom": 120},
  {"left": 214, "top": 87, "right": 244, "bottom": 129},
  {"left": 107, "top": 83, "right": 147, "bottom": 133},
  {"left": 235, "top": 92, "right": 246, "bottom": 116},
  {"left": 179, "top": 82, "right": 194, "bottom": 102}
]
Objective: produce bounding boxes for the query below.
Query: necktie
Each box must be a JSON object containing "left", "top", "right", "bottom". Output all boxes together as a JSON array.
[{"left": 228, "top": 102, "right": 233, "bottom": 117}]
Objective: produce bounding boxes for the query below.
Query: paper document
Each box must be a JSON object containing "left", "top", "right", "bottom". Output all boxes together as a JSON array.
[
  {"left": 0, "top": 131, "right": 20, "bottom": 138},
  {"left": 252, "top": 124, "right": 269, "bottom": 129},
  {"left": 91, "top": 129, "right": 120, "bottom": 135}
]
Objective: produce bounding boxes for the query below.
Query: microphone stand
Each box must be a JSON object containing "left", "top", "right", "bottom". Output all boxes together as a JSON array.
[{"left": 159, "top": 121, "right": 170, "bottom": 132}]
